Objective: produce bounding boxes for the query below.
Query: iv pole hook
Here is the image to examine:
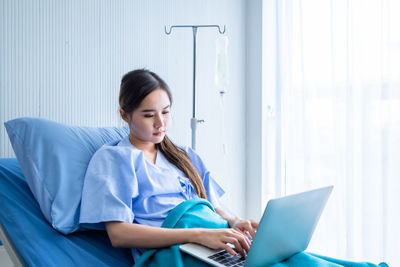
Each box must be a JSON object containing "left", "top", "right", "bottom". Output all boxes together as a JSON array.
[{"left": 164, "top": 24, "right": 226, "bottom": 150}]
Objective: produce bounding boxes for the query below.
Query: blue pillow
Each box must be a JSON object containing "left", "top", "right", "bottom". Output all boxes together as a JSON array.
[{"left": 4, "top": 117, "right": 129, "bottom": 234}]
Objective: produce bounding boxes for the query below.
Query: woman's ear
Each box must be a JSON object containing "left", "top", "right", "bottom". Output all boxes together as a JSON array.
[{"left": 119, "top": 109, "right": 129, "bottom": 123}]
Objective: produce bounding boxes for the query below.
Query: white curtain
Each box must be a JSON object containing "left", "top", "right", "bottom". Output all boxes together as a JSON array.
[{"left": 265, "top": 0, "right": 400, "bottom": 265}]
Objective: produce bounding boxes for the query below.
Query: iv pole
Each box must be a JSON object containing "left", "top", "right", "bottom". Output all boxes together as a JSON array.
[{"left": 164, "top": 25, "right": 226, "bottom": 150}]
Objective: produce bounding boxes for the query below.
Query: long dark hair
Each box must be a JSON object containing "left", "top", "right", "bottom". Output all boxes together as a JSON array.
[{"left": 119, "top": 69, "right": 207, "bottom": 199}]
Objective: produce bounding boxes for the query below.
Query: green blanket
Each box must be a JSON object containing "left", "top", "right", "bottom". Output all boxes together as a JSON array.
[
  {"left": 134, "top": 198, "right": 388, "bottom": 267},
  {"left": 134, "top": 198, "right": 227, "bottom": 267}
]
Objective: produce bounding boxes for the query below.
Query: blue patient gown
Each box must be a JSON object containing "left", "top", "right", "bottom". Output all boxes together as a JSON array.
[{"left": 79, "top": 136, "right": 225, "bottom": 261}]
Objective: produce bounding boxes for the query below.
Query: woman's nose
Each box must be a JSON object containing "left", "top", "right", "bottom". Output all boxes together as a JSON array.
[{"left": 154, "top": 113, "right": 164, "bottom": 129}]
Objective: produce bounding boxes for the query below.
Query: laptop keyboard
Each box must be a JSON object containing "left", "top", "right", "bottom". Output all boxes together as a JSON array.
[{"left": 207, "top": 249, "right": 246, "bottom": 267}]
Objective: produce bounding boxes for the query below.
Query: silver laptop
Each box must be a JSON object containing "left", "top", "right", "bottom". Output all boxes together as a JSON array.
[{"left": 180, "top": 185, "right": 333, "bottom": 267}]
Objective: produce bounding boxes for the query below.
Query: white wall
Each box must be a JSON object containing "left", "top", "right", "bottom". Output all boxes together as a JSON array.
[{"left": 0, "top": 0, "right": 247, "bottom": 216}]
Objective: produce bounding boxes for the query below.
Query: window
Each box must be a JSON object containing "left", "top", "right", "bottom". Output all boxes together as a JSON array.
[{"left": 263, "top": 0, "right": 400, "bottom": 264}]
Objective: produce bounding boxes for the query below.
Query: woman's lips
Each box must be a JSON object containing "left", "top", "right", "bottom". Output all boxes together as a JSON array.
[{"left": 153, "top": 132, "right": 164, "bottom": 136}]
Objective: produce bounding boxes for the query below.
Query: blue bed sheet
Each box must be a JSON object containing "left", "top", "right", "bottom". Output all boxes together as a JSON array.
[{"left": 0, "top": 158, "right": 134, "bottom": 267}]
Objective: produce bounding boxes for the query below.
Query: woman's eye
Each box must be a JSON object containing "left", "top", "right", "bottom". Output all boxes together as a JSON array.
[
  {"left": 162, "top": 111, "right": 170, "bottom": 115},
  {"left": 144, "top": 114, "right": 154, "bottom": 118}
]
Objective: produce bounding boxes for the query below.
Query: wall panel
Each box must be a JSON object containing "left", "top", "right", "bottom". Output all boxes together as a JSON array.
[{"left": 0, "top": 0, "right": 246, "bottom": 216}]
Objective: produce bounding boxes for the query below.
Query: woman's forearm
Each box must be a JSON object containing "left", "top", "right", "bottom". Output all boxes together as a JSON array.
[
  {"left": 215, "top": 207, "right": 238, "bottom": 228},
  {"left": 106, "top": 220, "right": 253, "bottom": 257},
  {"left": 105, "top": 221, "right": 202, "bottom": 248}
]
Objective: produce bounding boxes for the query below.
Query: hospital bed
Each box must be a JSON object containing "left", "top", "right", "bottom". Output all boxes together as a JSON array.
[
  {"left": 1, "top": 117, "right": 387, "bottom": 267},
  {"left": 0, "top": 158, "right": 134, "bottom": 267}
]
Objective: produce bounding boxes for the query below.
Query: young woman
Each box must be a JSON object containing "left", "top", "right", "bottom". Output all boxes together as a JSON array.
[{"left": 79, "top": 69, "right": 258, "bottom": 263}]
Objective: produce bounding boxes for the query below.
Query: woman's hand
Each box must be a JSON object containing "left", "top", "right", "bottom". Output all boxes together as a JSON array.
[
  {"left": 230, "top": 219, "right": 259, "bottom": 239},
  {"left": 193, "top": 228, "right": 252, "bottom": 257}
]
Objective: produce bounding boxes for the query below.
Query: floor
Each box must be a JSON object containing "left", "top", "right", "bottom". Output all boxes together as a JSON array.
[{"left": 0, "top": 245, "right": 14, "bottom": 267}]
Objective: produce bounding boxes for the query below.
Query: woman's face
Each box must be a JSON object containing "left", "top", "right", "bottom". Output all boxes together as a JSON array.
[{"left": 121, "top": 88, "right": 171, "bottom": 146}]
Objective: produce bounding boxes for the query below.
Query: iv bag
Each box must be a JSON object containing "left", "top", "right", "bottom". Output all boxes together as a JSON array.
[{"left": 215, "top": 36, "right": 229, "bottom": 94}]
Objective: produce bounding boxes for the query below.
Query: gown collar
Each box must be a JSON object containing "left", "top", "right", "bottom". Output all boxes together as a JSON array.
[{"left": 118, "top": 135, "right": 170, "bottom": 170}]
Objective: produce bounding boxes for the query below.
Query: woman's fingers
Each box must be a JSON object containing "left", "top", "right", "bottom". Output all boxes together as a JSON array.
[
  {"left": 234, "top": 229, "right": 251, "bottom": 251},
  {"left": 198, "top": 228, "right": 253, "bottom": 258},
  {"left": 225, "top": 229, "right": 251, "bottom": 257},
  {"left": 222, "top": 243, "right": 238, "bottom": 257},
  {"left": 243, "top": 231, "right": 252, "bottom": 247},
  {"left": 250, "top": 219, "right": 259, "bottom": 229},
  {"left": 235, "top": 220, "right": 257, "bottom": 239},
  {"left": 244, "top": 221, "right": 257, "bottom": 238},
  {"left": 225, "top": 237, "right": 245, "bottom": 257}
]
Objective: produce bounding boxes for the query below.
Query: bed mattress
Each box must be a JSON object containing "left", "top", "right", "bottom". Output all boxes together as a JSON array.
[{"left": 0, "top": 158, "right": 134, "bottom": 267}]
